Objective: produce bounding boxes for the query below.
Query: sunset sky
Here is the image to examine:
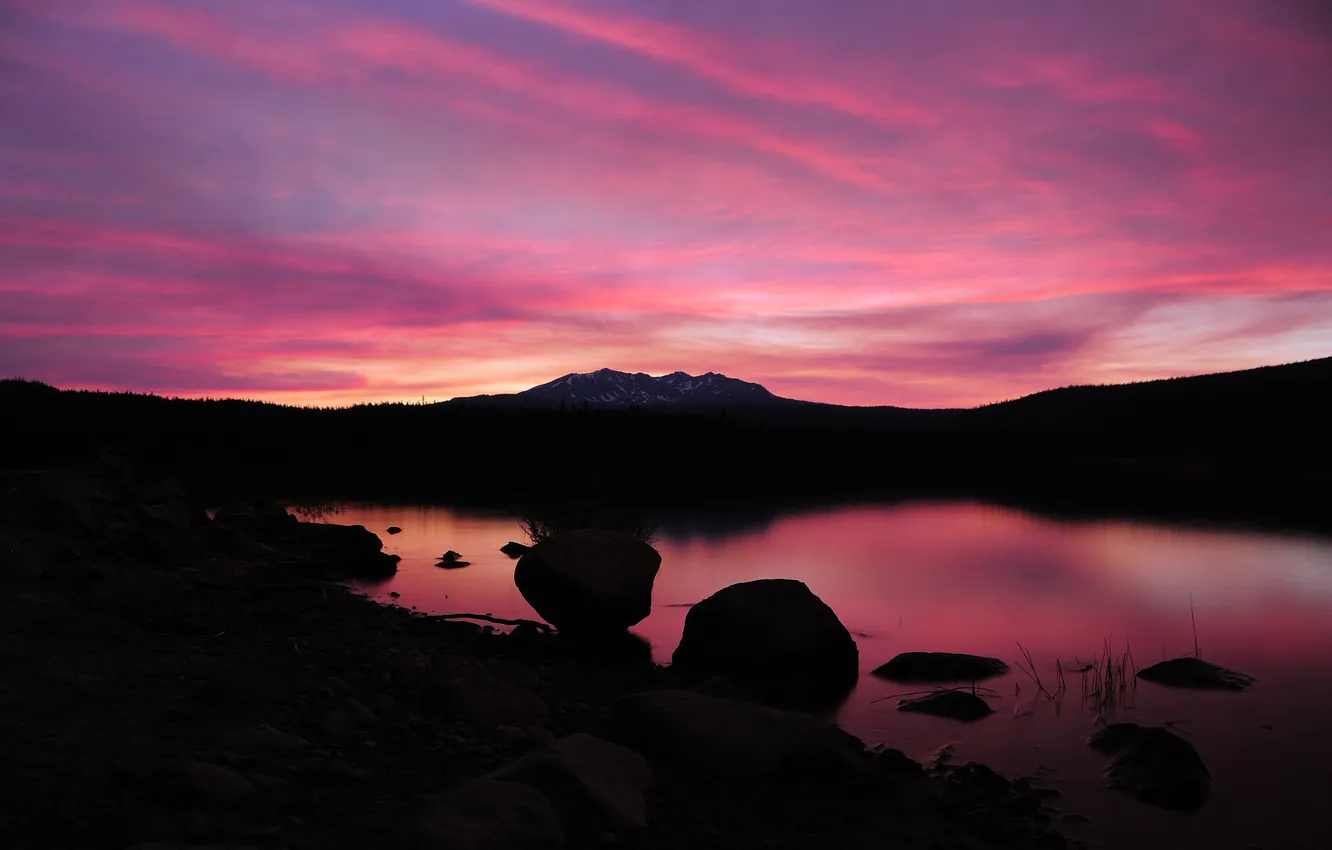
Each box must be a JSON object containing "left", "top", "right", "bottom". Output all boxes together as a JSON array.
[{"left": 2, "top": 0, "right": 1330, "bottom": 407}]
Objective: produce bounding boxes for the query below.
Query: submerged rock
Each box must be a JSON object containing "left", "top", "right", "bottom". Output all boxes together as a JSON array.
[
  {"left": 1137, "top": 656, "right": 1254, "bottom": 691},
  {"left": 613, "top": 688, "right": 872, "bottom": 782},
  {"left": 386, "top": 526, "right": 402, "bottom": 534},
  {"left": 1089, "top": 723, "right": 1211, "bottom": 810},
  {"left": 514, "top": 530, "right": 661, "bottom": 633},
  {"left": 671, "top": 579, "right": 858, "bottom": 703},
  {"left": 873, "top": 652, "right": 1009, "bottom": 683},
  {"left": 897, "top": 689, "right": 994, "bottom": 721},
  {"left": 501, "top": 541, "right": 532, "bottom": 558},
  {"left": 490, "top": 733, "right": 650, "bottom": 839},
  {"left": 435, "top": 559, "right": 472, "bottom": 569},
  {"left": 418, "top": 777, "right": 564, "bottom": 850}
]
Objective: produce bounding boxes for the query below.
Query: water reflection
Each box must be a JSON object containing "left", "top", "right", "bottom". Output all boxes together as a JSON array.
[{"left": 341, "top": 500, "right": 1332, "bottom": 850}]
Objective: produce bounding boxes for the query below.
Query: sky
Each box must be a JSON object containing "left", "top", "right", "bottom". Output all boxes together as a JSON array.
[{"left": 1, "top": 0, "right": 1330, "bottom": 407}]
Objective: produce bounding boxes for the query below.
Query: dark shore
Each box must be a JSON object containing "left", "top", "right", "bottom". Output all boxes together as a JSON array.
[{"left": 1, "top": 463, "right": 1076, "bottom": 850}]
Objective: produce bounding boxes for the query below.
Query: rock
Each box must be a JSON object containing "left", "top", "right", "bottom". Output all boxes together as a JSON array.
[
  {"left": 496, "top": 725, "right": 530, "bottom": 746},
  {"left": 386, "top": 526, "right": 402, "bottom": 534},
  {"left": 425, "top": 670, "right": 550, "bottom": 728},
  {"left": 897, "top": 689, "right": 994, "bottom": 721},
  {"left": 873, "top": 652, "right": 1009, "bottom": 683},
  {"left": 491, "top": 733, "right": 650, "bottom": 839},
  {"left": 212, "top": 505, "right": 396, "bottom": 579},
  {"left": 176, "top": 761, "right": 257, "bottom": 804},
  {"left": 501, "top": 541, "right": 532, "bottom": 558},
  {"left": 1137, "top": 656, "right": 1254, "bottom": 691},
  {"left": 220, "top": 724, "right": 309, "bottom": 753},
  {"left": 613, "top": 689, "right": 872, "bottom": 782},
  {"left": 212, "top": 501, "right": 295, "bottom": 533},
  {"left": 873, "top": 746, "right": 926, "bottom": 778},
  {"left": 322, "top": 709, "right": 358, "bottom": 739},
  {"left": 436, "top": 559, "right": 472, "bottom": 569},
  {"left": 419, "top": 777, "right": 564, "bottom": 850},
  {"left": 321, "top": 676, "right": 354, "bottom": 697},
  {"left": 292, "top": 522, "right": 397, "bottom": 579},
  {"left": 1089, "top": 723, "right": 1211, "bottom": 810},
  {"left": 671, "top": 579, "right": 858, "bottom": 703},
  {"left": 514, "top": 530, "right": 661, "bottom": 633},
  {"left": 441, "top": 550, "right": 463, "bottom": 562},
  {"left": 342, "top": 697, "right": 379, "bottom": 726},
  {"left": 390, "top": 648, "right": 431, "bottom": 677}
]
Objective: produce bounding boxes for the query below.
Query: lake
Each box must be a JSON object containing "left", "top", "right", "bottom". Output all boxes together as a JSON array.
[{"left": 329, "top": 500, "right": 1332, "bottom": 850}]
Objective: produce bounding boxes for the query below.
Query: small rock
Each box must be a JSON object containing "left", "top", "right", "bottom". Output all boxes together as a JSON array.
[
  {"left": 390, "top": 648, "right": 431, "bottom": 676},
  {"left": 440, "top": 550, "right": 463, "bottom": 562},
  {"left": 491, "top": 733, "right": 650, "bottom": 839},
  {"left": 343, "top": 698, "right": 379, "bottom": 726},
  {"left": 177, "top": 761, "right": 257, "bottom": 804},
  {"left": 321, "top": 676, "right": 354, "bottom": 697},
  {"left": 386, "top": 526, "right": 402, "bottom": 534},
  {"left": 873, "top": 747, "right": 926, "bottom": 777},
  {"left": 501, "top": 541, "right": 532, "bottom": 558},
  {"left": 897, "top": 689, "right": 994, "bottom": 721},
  {"left": 419, "top": 778, "right": 563, "bottom": 850},
  {"left": 525, "top": 726, "right": 555, "bottom": 748},
  {"left": 436, "top": 560, "right": 472, "bottom": 569},
  {"left": 496, "top": 725, "right": 529, "bottom": 746},
  {"left": 221, "top": 724, "right": 310, "bottom": 753},
  {"left": 322, "top": 709, "right": 358, "bottom": 739}
]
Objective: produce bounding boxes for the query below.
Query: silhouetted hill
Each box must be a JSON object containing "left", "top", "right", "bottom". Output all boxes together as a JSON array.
[
  {"left": 448, "top": 368, "right": 783, "bottom": 408},
  {"left": 2, "top": 357, "right": 1329, "bottom": 531}
]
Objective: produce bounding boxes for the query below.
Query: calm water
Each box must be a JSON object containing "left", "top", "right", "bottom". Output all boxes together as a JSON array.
[{"left": 330, "top": 501, "right": 1332, "bottom": 850}]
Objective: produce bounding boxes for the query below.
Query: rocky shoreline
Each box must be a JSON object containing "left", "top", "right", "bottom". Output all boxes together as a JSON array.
[{"left": 1, "top": 463, "right": 1076, "bottom": 850}]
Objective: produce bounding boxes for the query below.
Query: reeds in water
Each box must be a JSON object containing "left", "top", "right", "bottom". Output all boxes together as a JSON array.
[{"left": 1073, "top": 638, "right": 1137, "bottom": 713}]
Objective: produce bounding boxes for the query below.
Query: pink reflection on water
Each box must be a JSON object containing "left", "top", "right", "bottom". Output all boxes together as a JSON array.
[{"left": 337, "top": 500, "right": 1332, "bottom": 850}]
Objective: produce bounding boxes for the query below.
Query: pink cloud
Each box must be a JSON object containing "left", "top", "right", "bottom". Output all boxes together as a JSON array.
[{"left": 1, "top": 0, "right": 1329, "bottom": 406}]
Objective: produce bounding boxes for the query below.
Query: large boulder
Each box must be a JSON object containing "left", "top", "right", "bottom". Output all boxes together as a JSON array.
[
  {"left": 613, "top": 689, "right": 872, "bottom": 783},
  {"left": 210, "top": 504, "right": 397, "bottom": 579},
  {"left": 1089, "top": 723, "right": 1211, "bottom": 810},
  {"left": 490, "top": 734, "right": 650, "bottom": 840},
  {"left": 873, "top": 652, "right": 1009, "bottom": 683},
  {"left": 514, "top": 530, "right": 661, "bottom": 633},
  {"left": 418, "top": 777, "right": 564, "bottom": 850},
  {"left": 671, "top": 579, "right": 858, "bottom": 702}
]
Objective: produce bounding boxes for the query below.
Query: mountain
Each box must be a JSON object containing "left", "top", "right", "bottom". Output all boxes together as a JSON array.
[{"left": 454, "top": 368, "right": 786, "bottom": 407}]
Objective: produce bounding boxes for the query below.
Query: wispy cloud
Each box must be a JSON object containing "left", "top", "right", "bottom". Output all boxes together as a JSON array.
[{"left": 1, "top": 0, "right": 1328, "bottom": 405}]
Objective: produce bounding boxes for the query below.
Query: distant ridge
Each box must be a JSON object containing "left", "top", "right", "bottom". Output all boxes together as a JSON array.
[{"left": 447, "top": 368, "right": 786, "bottom": 408}]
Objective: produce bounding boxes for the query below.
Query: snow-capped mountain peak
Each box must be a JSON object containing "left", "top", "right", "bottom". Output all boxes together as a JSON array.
[{"left": 516, "top": 369, "right": 777, "bottom": 407}]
